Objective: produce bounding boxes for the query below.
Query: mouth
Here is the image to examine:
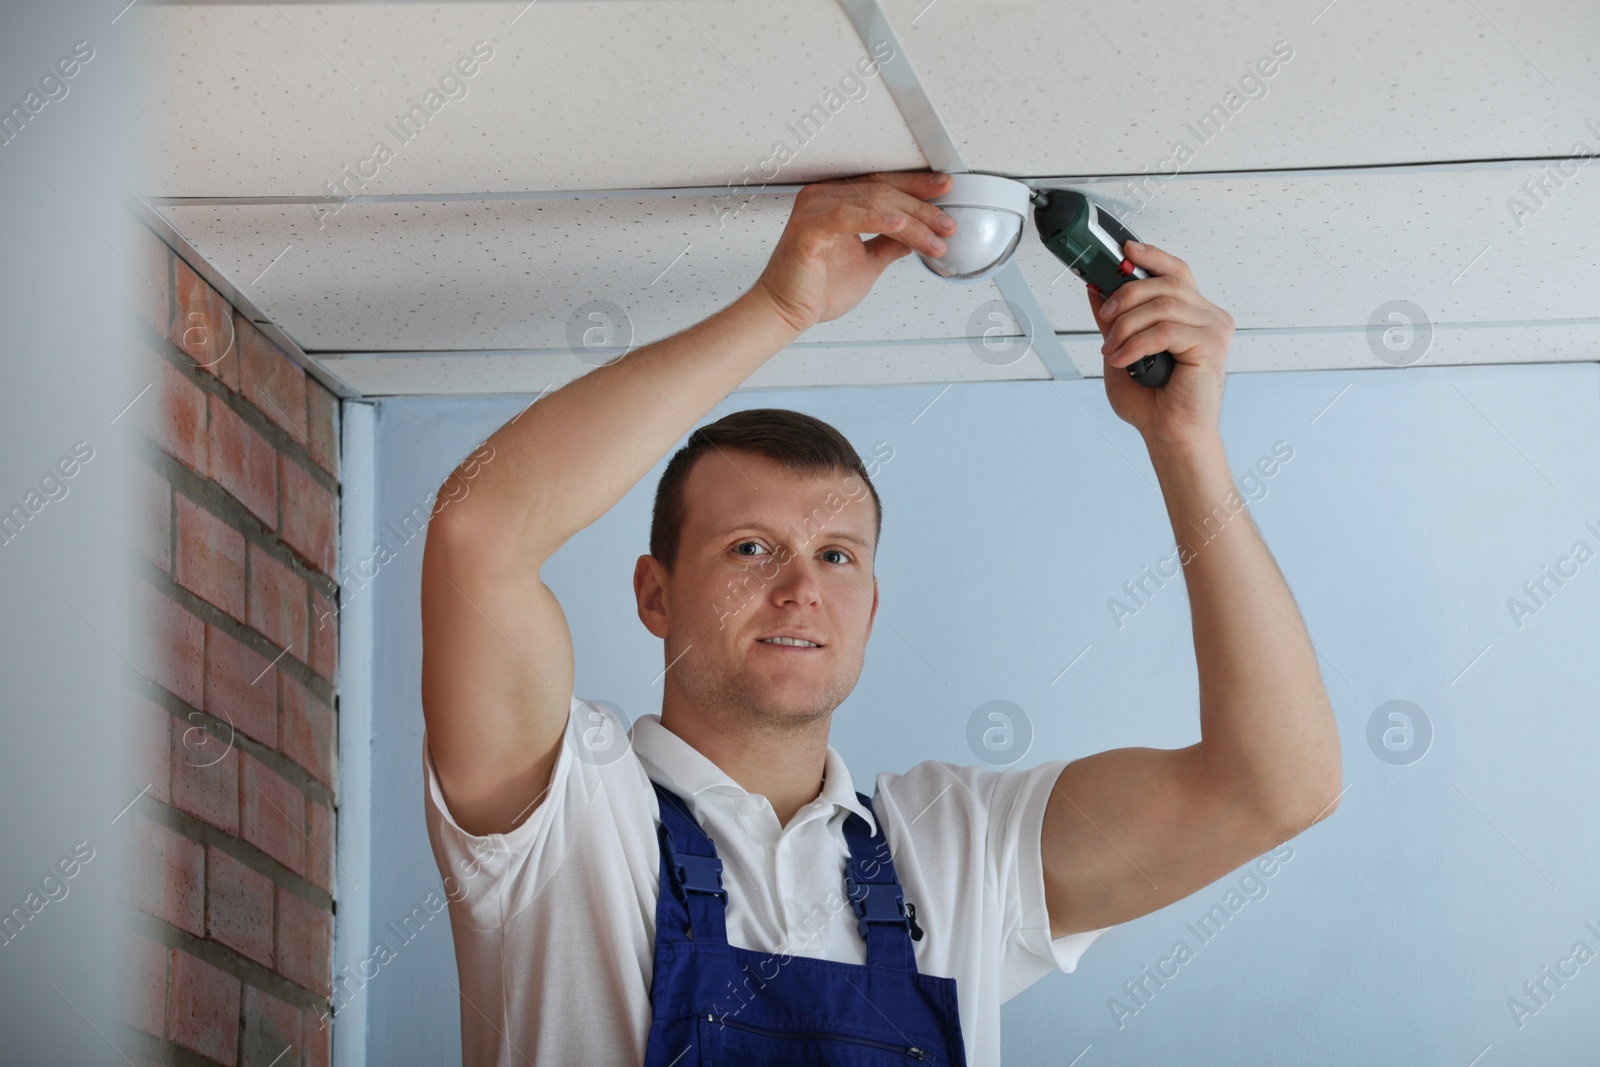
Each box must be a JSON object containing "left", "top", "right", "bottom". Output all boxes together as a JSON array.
[{"left": 756, "top": 636, "right": 824, "bottom": 650}]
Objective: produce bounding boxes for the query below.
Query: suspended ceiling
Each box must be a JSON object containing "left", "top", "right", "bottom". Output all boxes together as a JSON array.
[{"left": 136, "top": 0, "right": 1600, "bottom": 398}]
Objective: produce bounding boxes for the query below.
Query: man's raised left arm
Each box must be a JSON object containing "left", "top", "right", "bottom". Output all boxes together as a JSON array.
[{"left": 1041, "top": 241, "right": 1343, "bottom": 938}]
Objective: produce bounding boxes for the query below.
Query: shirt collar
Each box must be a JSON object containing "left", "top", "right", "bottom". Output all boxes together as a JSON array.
[{"left": 630, "top": 713, "right": 877, "bottom": 836}]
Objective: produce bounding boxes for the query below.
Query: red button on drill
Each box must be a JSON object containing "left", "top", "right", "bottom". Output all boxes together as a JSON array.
[{"left": 1117, "top": 258, "right": 1135, "bottom": 277}]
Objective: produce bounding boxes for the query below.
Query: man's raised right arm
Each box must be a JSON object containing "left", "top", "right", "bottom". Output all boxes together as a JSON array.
[
  {"left": 419, "top": 289, "right": 804, "bottom": 836},
  {"left": 419, "top": 171, "right": 958, "bottom": 837}
]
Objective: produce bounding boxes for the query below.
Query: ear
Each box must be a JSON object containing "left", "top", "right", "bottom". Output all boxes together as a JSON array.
[
  {"left": 633, "top": 555, "right": 670, "bottom": 639},
  {"left": 866, "top": 575, "right": 879, "bottom": 641}
]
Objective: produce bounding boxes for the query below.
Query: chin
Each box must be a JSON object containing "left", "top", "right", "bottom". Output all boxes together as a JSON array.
[{"left": 747, "top": 674, "right": 852, "bottom": 720}]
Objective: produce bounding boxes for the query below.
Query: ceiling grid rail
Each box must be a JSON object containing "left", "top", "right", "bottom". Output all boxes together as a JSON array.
[{"left": 836, "top": 0, "right": 1081, "bottom": 378}]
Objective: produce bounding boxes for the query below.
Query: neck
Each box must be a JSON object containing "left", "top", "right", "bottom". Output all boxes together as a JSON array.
[{"left": 658, "top": 698, "right": 831, "bottom": 828}]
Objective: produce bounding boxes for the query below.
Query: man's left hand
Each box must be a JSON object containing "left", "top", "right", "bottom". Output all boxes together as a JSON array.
[{"left": 1086, "top": 242, "right": 1233, "bottom": 447}]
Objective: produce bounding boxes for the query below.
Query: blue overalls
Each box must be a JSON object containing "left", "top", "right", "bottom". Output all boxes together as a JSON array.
[{"left": 641, "top": 780, "right": 968, "bottom": 1065}]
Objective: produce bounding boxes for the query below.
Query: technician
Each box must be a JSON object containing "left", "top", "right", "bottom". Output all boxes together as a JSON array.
[{"left": 418, "top": 169, "right": 1342, "bottom": 1065}]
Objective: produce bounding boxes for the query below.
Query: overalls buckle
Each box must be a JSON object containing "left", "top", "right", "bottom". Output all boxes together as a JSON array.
[
  {"left": 845, "top": 874, "right": 911, "bottom": 942},
  {"left": 671, "top": 853, "right": 727, "bottom": 901}
]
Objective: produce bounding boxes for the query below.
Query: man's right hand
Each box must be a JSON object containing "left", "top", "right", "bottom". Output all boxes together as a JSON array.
[{"left": 750, "top": 170, "right": 959, "bottom": 334}]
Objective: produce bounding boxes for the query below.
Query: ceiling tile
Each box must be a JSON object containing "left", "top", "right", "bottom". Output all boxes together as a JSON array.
[
  {"left": 1019, "top": 164, "right": 1600, "bottom": 333},
  {"left": 136, "top": 0, "right": 927, "bottom": 196},
  {"left": 157, "top": 193, "right": 1022, "bottom": 351},
  {"left": 879, "top": 0, "right": 1600, "bottom": 173}
]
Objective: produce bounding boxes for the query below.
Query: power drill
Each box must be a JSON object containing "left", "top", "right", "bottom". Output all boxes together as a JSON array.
[{"left": 1031, "top": 189, "right": 1175, "bottom": 388}]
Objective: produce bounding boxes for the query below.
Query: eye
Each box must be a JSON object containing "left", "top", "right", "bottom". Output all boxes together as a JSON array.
[
  {"left": 733, "top": 540, "right": 769, "bottom": 558},
  {"left": 821, "top": 548, "right": 852, "bottom": 565}
]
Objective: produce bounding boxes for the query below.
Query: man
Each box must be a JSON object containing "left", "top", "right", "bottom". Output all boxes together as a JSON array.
[{"left": 419, "top": 169, "right": 1342, "bottom": 1065}]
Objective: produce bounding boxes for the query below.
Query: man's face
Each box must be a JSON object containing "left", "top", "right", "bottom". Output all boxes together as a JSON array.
[{"left": 634, "top": 449, "right": 879, "bottom": 730}]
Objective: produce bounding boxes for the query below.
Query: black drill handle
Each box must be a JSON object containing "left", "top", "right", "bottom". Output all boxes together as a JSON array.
[{"left": 1126, "top": 350, "right": 1175, "bottom": 388}]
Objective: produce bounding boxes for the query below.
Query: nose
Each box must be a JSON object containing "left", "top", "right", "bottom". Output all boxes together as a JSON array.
[{"left": 766, "top": 553, "right": 824, "bottom": 607}]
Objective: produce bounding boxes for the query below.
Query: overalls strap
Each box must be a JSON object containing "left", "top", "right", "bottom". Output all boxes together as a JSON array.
[
  {"left": 642, "top": 781, "right": 967, "bottom": 1066},
  {"left": 841, "top": 790, "right": 919, "bottom": 971},
  {"left": 652, "top": 782, "right": 728, "bottom": 944},
  {"left": 652, "top": 782, "right": 920, "bottom": 969}
]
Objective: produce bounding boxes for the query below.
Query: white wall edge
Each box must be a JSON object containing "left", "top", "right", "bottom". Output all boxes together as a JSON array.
[{"left": 332, "top": 400, "right": 378, "bottom": 1067}]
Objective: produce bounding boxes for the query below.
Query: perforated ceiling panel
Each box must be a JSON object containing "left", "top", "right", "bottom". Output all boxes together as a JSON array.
[
  {"left": 1016, "top": 165, "right": 1600, "bottom": 333},
  {"left": 140, "top": 0, "right": 1600, "bottom": 396},
  {"left": 159, "top": 193, "right": 1023, "bottom": 351},
  {"left": 135, "top": 1, "right": 927, "bottom": 196},
  {"left": 879, "top": 0, "right": 1600, "bottom": 173}
]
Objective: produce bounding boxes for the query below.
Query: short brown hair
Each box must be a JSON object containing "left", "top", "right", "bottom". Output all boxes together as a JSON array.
[{"left": 649, "top": 408, "right": 882, "bottom": 574}]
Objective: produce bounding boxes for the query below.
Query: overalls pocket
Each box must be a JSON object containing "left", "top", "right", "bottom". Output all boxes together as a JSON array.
[{"left": 701, "top": 1012, "right": 934, "bottom": 1064}]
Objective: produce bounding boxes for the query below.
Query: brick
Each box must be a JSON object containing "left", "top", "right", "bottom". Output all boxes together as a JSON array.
[
  {"left": 240, "top": 315, "right": 308, "bottom": 444},
  {"left": 123, "top": 931, "right": 168, "bottom": 1038},
  {"left": 205, "top": 625, "right": 277, "bottom": 747},
  {"left": 207, "top": 847, "right": 275, "bottom": 968},
  {"left": 132, "top": 579, "right": 204, "bottom": 709},
  {"left": 128, "top": 814, "right": 204, "bottom": 936},
  {"left": 305, "top": 1006, "right": 332, "bottom": 1067},
  {"left": 176, "top": 494, "right": 247, "bottom": 620},
  {"left": 249, "top": 544, "right": 309, "bottom": 659},
  {"left": 131, "top": 460, "right": 171, "bottom": 573},
  {"left": 168, "top": 947, "right": 241, "bottom": 1065},
  {"left": 279, "top": 457, "right": 335, "bottom": 577},
  {"left": 276, "top": 889, "right": 332, "bottom": 997},
  {"left": 209, "top": 394, "right": 277, "bottom": 528},
  {"left": 305, "top": 798, "right": 335, "bottom": 894},
  {"left": 309, "top": 586, "right": 338, "bottom": 683},
  {"left": 134, "top": 224, "right": 172, "bottom": 336},
  {"left": 243, "top": 984, "right": 303, "bottom": 1067},
  {"left": 171, "top": 256, "right": 238, "bottom": 390},
  {"left": 131, "top": 692, "right": 171, "bottom": 805},
  {"left": 280, "top": 672, "right": 334, "bottom": 789},
  {"left": 137, "top": 340, "right": 208, "bottom": 474},
  {"left": 171, "top": 726, "right": 239, "bottom": 835},
  {"left": 242, "top": 753, "right": 305, "bottom": 874},
  {"left": 306, "top": 380, "right": 340, "bottom": 479}
]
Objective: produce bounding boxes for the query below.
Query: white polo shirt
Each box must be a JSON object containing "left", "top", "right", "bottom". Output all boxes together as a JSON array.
[{"left": 422, "top": 695, "right": 1111, "bottom": 1066}]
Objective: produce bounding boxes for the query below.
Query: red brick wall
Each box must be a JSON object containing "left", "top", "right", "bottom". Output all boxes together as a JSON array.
[{"left": 125, "top": 223, "right": 341, "bottom": 1067}]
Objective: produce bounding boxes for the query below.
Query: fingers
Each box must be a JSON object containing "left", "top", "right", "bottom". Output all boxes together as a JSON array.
[
  {"left": 1121, "top": 240, "right": 1194, "bottom": 285},
  {"left": 850, "top": 172, "right": 958, "bottom": 247},
  {"left": 833, "top": 193, "right": 951, "bottom": 258},
  {"left": 865, "top": 169, "right": 954, "bottom": 198},
  {"left": 807, "top": 170, "right": 960, "bottom": 257},
  {"left": 1106, "top": 323, "right": 1210, "bottom": 369},
  {"left": 1098, "top": 289, "right": 1216, "bottom": 357}
]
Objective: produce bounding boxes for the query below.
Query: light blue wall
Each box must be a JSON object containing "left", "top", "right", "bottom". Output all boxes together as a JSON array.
[{"left": 349, "top": 362, "right": 1599, "bottom": 1065}]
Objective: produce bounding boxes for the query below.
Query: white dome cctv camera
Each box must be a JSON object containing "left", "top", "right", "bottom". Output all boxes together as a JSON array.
[{"left": 916, "top": 173, "right": 1033, "bottom": 284}]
